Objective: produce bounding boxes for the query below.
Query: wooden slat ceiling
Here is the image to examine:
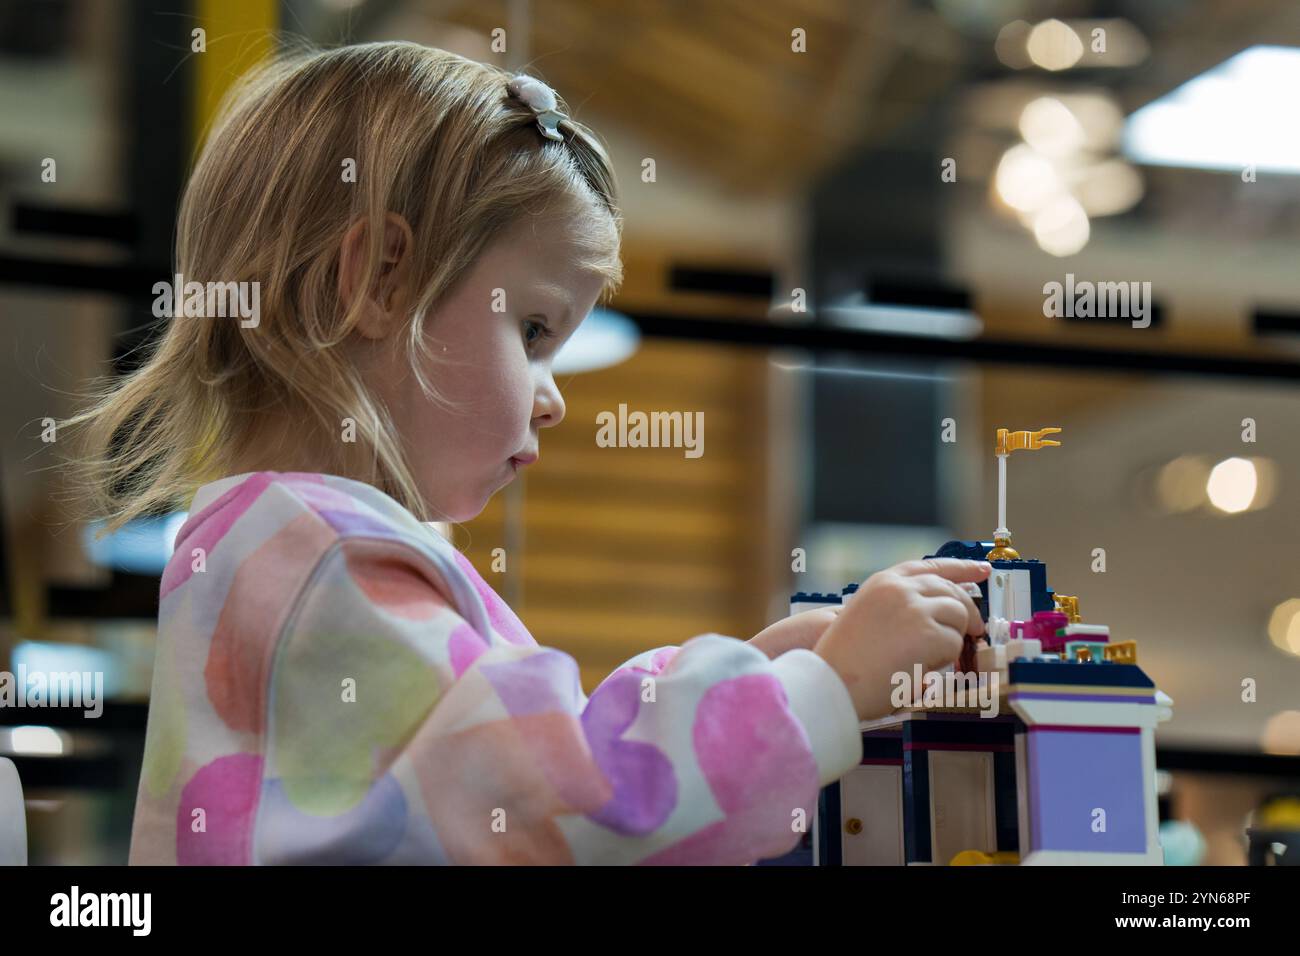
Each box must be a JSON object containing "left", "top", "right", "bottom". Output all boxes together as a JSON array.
[{"left": 411, "top": 0, "right": 945, "bottom": 194}]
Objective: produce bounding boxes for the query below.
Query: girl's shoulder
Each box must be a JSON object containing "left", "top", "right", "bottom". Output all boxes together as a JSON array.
[
  {"left": 161, "top": 471, "right": 481, "bottom": 620},
  {"left": 180, "top": 471, "right": 432, "bottom": 543}
]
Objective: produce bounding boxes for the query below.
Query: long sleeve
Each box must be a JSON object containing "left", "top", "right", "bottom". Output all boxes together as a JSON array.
[{"left": 255, "top": 537, "right": 863, "bottom": 865}]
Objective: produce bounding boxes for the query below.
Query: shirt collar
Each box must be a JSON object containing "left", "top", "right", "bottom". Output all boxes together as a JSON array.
[
  {"left": 186, "top": 472, "right": 453, "bottom": 548},
  {"left": 188, "top": 472, "right": 262, "bottom": 514}
]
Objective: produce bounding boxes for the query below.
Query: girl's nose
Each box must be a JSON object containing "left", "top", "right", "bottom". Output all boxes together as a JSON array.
[{"left": 534, "top": 374, "right": 566, "bottom": 429}]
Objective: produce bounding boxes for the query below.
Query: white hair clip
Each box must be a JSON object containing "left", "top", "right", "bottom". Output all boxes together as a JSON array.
[{"left": 507, "top": 74, "right": 567, "bottom": 143}]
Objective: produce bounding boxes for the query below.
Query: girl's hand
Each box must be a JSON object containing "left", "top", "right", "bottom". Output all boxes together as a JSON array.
[
  {"left": 812, "top": 559, "right": 990, "bottom": 722},
  {"left": 747, "top": 607, "right": 841, "bottom": 659}
]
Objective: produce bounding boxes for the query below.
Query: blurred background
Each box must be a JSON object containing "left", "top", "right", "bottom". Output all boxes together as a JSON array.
[{"left": 2, "top": 0, "right": 1299, "bottom": 865}]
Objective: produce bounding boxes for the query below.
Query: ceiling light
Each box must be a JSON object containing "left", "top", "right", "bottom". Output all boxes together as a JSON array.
[
  {"left": 1206, "top": 457, "right": 1257, "bottom": 513},
  {"left": 1155, "top": 455, "right": 1210, "bottom": 513},
  {"left": 1019, "top": 97, "right": 1086, "bottom": 157},
  {"left": 994, "top": 144, "right": 1064, "bottom": 212},
  {"left": 994, "top": 20, "right": 1033, "bottom": 70},
  {"left": 1124, "top": 46, "right": 1300, "bottom": 173},
  {"left": 1031, "top": 195, "right": 1090, "bottom": 256},
  {"left": 1071, "top": 158, "right": 1144, "bottom": 216},
  {"left": 1267, "top": 599, "right": 1300, "bottom": 657},
  {"left": 1026, "top": 19, "right": 1084, "bottom": 71},
  {"left": 1261, "top": 710, "right": 1300, "bottom": 755}
]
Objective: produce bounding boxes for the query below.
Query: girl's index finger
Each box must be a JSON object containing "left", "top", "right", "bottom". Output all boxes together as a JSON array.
[{"left": 896, "top": 557, "right": 993, "bottom": 583}]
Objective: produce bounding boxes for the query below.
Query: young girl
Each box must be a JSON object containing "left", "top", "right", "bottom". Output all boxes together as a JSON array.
[{"left": 66, "top": 41, "right": 988, "bottom": 864}]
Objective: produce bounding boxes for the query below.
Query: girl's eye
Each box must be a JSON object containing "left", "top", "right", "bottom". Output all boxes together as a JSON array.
[{"left": 522, "top": 318, "right": 554, "bottom": 348}]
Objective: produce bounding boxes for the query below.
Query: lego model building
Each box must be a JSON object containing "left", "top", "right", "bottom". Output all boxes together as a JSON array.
[{"left": 797, "top": 427, "right": 1173, "bottom": 866}]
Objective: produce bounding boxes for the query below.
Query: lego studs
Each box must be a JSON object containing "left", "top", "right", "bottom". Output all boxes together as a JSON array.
[{"left": 1103, "top": 640, "right": 1138, "bottom": 664}]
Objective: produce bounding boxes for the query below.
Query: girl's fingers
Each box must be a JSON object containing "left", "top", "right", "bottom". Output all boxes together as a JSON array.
[
  {"left": 923, "top": 611, "right": 967, "bottom": 662},
  {"left": 896, "top": 558, "right": 992, "bottom": 584},
  {"left": 914, "top": 575, "right": 985, "bottom": 636},
  {"left": 925, "top": 595, "right": 972, "bottom": 638},
  {"left": 958, "top": 581, "right": 987, "bottom": 636}
]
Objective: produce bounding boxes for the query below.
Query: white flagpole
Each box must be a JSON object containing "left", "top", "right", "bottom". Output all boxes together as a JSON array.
[{"left": 996, "top": 453, "right": 1008, "bottom": 538}]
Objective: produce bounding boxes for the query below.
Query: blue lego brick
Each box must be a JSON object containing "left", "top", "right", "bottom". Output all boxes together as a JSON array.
[
  {"left": 841, "top": 583, "right": 859, "bottom": 597},
  {"left": 1008, "top": 659, "right": 1155, "bottom": 688},
  {"left": 903, "top": 715, "right": 1017, "bottom": 750},
  {"left": 901, "top": 723, "right": 932, "bottom": 864},
  {"left": 818, "top": 782, "right": 842, "bottom": 866},
  {"left": 928, "top": 540, "right": 994, "bottom": 561},
  {"left": 994, "top": 750, "right": 1020, "bottom": 853},
  {"left": 790, "top": 591, "right": 843, "bottom": 605},
  {"left": 861, "top": 734, "right": 904, "bottom": 762}
]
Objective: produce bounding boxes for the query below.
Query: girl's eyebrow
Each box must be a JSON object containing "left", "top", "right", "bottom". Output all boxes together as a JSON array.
[{"left": 532, "top": 284, "right": 575, "bottom": 323}]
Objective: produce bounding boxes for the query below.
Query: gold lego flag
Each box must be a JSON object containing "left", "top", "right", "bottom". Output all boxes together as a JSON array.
[{"left": 995, "top": 427, "right": 1062, "bottom": 456}]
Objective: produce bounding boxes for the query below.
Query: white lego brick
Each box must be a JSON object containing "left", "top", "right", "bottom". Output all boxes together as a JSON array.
[
  {"left": 1140, "top": 726, "right": 1162, "bottom": 862},
  {"left": 1155, "top": 689, "right": 1174, "bottom": 724},
  {"left": 988, "top": 569, "right": 1032, "bottom": 622},
  {"left": 1063, "top": 624, "right": 1110, "bottom": 638},
  {"left": 929, "top": 751, "right": 997, "bottom": 866},
  {"left": 789, "top": 600, "right": 841, "bottom": 615},
  {"left": 987, "top": 617, "right": 1011, "bottom": 644},
  {"left": 1009, "top": 698, "right": 1166, "bottom": 730},
  {"left": 840, "top": 765, "right": 905, "bottom": 866},
  {"left": 1006, "top": 638, "right": 1042, "bottom": 661},
  {"left": 1015, "top": 732, "right": 1031, "bottom": 858},
  {"left": 976, "top": 643, "right": 1006, "bottom": 674}
]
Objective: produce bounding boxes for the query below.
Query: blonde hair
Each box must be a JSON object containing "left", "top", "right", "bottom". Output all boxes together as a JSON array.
[{"left": 59, "top": 40, "right": 623, "bottom": 536}]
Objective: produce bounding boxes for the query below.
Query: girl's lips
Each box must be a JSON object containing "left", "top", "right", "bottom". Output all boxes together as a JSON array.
[{"left": 510, "top": 453, "right": 538, "bottom": 467}]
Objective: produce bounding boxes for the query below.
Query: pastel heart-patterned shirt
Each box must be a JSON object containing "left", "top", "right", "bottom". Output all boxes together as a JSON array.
[{"left": 128, "top": 471, "right": 862, "bottom": 864}]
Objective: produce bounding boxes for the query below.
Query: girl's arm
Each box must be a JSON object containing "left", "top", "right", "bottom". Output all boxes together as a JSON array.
[
  {"left": 258, "top": 537, "right": 862, "bottom": 865},
  {"left": 746, "top": 607, "right": 841, "bottom": 659},
  {"left": 608, "top": 607, "right": 840, "bottom": 674}
]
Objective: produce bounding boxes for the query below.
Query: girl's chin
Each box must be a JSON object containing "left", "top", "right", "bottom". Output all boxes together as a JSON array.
[
  {"left": 453, "top": 482, "right": 510, "bottom": 522},
  {"left": 420, "top": 491, "right": 481, "bottom": 525},
  {"left": 455, "top": 491, "right": 494, "bottom": 522},
  {"left": 423, "top": 463, "right": 517, "bottom": 522}
]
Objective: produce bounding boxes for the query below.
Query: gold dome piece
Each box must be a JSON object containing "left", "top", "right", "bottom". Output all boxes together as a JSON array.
[{"left": 985, "top": 533, "right": 1019, "bottom": 561}]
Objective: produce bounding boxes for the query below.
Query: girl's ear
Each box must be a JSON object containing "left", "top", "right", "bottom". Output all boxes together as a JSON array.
[{"left": 338, "top": 212, "right": 415, "bottom": 340}]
